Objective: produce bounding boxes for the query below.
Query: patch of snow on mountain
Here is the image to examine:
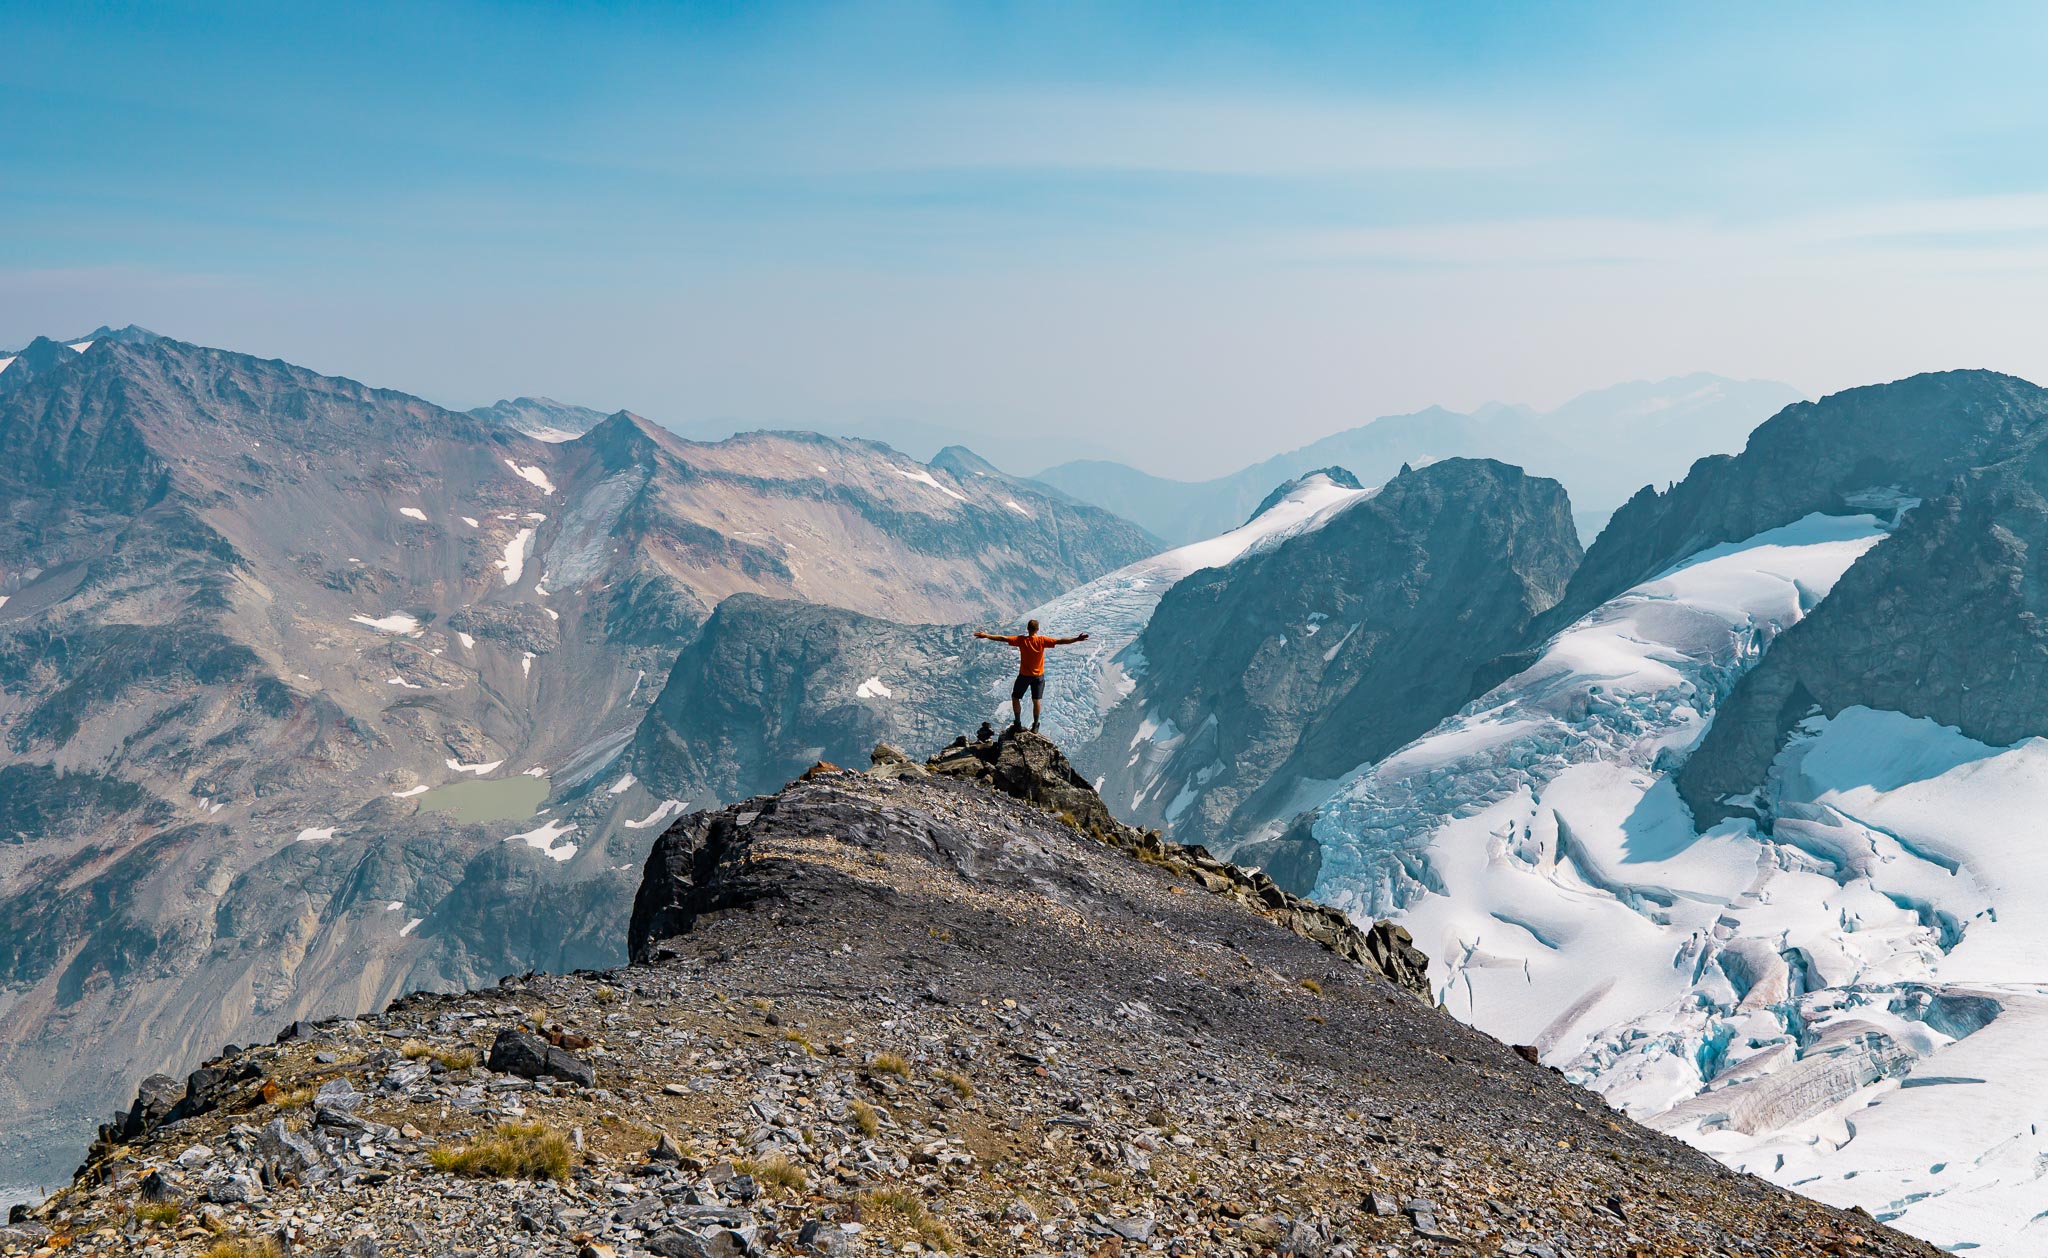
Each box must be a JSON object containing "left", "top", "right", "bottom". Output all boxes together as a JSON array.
[
  {"left": 856, "top": 676, "right": 893, "bottom": 699},
  {"left": 386, "top": 675, "right": 422, "bottom": 689},
  {"left": 608, "top": 773, "right": 636, "bottom": 795},
  {"left": 497, "top": 528, "right": 534, "bottom": 585},
  {"left": 390, "top": 785, "right": 429, "bottom": 799},
  {"left": 0, "top": 357, "right": 15, "bottom": 375},
  {"left": 293, "top": 826, "right": 338, "bottom": 843},
  {"left": 461, "top": 516, "right": 480, "bottom": 528},
  {"left": 521, "top": 651, "right": 535, "bottom": 677},
  {"left": 1023, "top": 473, "right": 1373, "bottom": 747},
  {"left": 350, "top": 612, "right": 420, "bottom": 634},
  {"left": 892, "top": 465, "right": 968, "bottom": 502},
  {"left": 398, "top": 507, "right": 429, "bottom": 522},
  {"left": 66, "top": 341, "right": 92, "bottom": 353},
  {"left": 399, "top": 917, "right": 425, "bottom": 937},
  {"left": 1005, "top": 499, "right": 1032, "bottom": 517},
  {"left": 456, "top": 632, "right": 475, "bottom": 650},
  {"left": 524, "top": 427, "right": 581, "bottom": 443},
  {"left": 623, "top": 800, "right": 686, "bottom": 830},
  {"left": 503, "top": 458, "right": 557, "bottom": 495},
  {"left": 444, "top": 757, "right": 504, "bottom": 776},
  {"left": 505, "top": 817, "right": 577, "bottom": 861},
  {"left": 1301, "top": 512, "right": 2048, "bottom": 1250}
]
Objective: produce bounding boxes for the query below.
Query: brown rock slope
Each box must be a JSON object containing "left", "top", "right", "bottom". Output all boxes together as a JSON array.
[{"left": 18, "top": 734, "right": 1936, "bottom": 1257}]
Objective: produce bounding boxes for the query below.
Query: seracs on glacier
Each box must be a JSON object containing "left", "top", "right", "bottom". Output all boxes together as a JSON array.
[{"left": 1307, "top": 510, "right": 2048, "bottom": 1254}]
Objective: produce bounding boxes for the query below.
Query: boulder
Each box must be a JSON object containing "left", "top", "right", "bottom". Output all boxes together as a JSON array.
[{"left": 488, "top": 1026, "right": 597, "bottom": 1087}]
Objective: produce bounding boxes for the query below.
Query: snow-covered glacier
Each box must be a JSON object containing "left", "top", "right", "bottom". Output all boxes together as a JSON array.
[
  {"left": 1309, "top": 511, "right": 2048, "bottom": 1254},
  {"left": 1022, "top": 472, "right": 1371, "bottom": 744}
]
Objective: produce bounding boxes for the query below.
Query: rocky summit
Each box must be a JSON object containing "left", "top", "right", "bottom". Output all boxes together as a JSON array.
[{"left": 14, "top": 732, "right": 1936, "bottom": 1258}]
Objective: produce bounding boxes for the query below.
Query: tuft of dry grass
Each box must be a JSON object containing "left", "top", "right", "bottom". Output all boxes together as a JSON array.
[
  {"left": 1298, "top": 977, "right": 1323, "bottom": 995},
  {"left": 849, "top": 1099, "right": 881, "bottom": 1137},
  {"left": 401, "top": 1040, "right": 477, "bottom": 1071},
  {"left": 932, "top": 1068, "right": 975, "bottom": 1099},
  {"left": 734, "top": 1156, "right": 807, "bottom": 1193},
  {"left": 862, "top": 1187, "right": 957, "bottom": 1250},
  {"left": 869, "top": 1052, "right": 910, "bottom": 1078},
  {"left": 781, "top": 1029, "right": 817, "bottom": 1055},
  {"left": 270, "top": 1085, "right": 315, "bottom": 1110},
  {"left": 134, "top": 1202, "right": 180, "bottom": 1226},
  {"left": 428, "top": 1121, "right": 571, "bottom": 1181},
  {"left": 201, "top": 1240, "right": 284, "bottom": 1258}
]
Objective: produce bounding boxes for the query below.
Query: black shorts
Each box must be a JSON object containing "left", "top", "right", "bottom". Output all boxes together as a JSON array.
[{"left": 1011, "top": 674, "right": 1045, "bottom": 701}]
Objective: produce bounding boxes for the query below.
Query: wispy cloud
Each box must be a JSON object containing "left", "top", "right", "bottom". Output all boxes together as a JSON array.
[{"left": 1291, "top": 194, "right": 2048, "bottom": 270}]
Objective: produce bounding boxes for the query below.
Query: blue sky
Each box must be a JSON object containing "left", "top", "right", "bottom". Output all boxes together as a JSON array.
[{"left": 6, "top": 2, "right": 2048, "bottom": 476}]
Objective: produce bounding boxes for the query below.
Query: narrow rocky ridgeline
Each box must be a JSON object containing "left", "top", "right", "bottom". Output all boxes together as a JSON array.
[{"left": 13, "top": 734, "right": 1935, "bottom": 1258}]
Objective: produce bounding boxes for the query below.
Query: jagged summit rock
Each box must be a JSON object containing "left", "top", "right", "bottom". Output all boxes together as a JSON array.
[{"left": 35, "top": 727, "right": 1941, "bottom": 1257}]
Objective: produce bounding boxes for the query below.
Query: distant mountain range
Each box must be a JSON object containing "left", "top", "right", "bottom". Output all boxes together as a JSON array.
[
  {"left": 0, "top": 327, "right": 1154, "bottom": 1200},
  {"left": 1035, "top": 374, "right": 1805, "bottom": 545}
]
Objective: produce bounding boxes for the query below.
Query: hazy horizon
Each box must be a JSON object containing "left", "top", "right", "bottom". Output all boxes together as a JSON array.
[{"left": 6, "top": 2, "right": 2047, "bottom": 477}]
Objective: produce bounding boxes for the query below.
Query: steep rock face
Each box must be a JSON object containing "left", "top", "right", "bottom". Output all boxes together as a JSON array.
[
  {"left": 625, "top": 595, "right": 1008, "bottom": 807},
  {"left": 0, "top": 331, "right": 1158, "bottom": 1202},
  {"left": 1543, "top": 370, "right": 2048, "bottom": 635},
  {"left": 1678, "top": 438, "right": 2048, "bottom": 826},
  {"left": 1083, "top": 458, "right": 1582, "bottom": 872}
]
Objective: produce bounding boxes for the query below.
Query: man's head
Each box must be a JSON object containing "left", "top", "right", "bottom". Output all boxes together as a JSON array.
[{"left": 1027, "top": 619, "right": 1040, "bottom": 634}]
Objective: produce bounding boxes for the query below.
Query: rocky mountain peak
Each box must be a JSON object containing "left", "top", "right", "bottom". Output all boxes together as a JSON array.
[
  {"left": 1545, "top": 368, "right": 2048, "bottom": 633},
  {"left": 21, "top": 728, "right": 1941, "bottom": 1257}
]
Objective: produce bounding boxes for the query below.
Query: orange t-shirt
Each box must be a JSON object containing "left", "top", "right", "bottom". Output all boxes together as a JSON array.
[{"left": 1005, "top": 634, "right": 1057, "bottom": 676}]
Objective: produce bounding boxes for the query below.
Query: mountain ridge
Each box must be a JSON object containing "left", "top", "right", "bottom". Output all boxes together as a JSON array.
[
  {"left": 14, "top": 730, "right": 1941, "bottom": 1257},
  {"left": 1035, "top": 373, "right": 1803, "bottom": 545}
]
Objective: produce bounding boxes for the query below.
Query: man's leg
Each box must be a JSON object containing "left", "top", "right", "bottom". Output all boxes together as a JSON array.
[
  {"left": 1009, "top": 676, "right": 1024, "bottom": 729},
  {"left": 1031, "top": 697, "right": 1041, "bottom": 731},
  {"left": 1030, "top": 676, "right": 1044, "bottom": 731}
]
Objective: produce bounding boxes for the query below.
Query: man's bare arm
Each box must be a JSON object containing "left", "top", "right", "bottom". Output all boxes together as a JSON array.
[
  {"left": 972, "top": 631, "right": 1004, "bottom": 641},
  {"left": 1056, "top": 633, "right": 1091, "bottom": 645}
]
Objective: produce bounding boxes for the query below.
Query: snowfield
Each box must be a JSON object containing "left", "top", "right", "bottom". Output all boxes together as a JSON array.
[
  {"left": 892, "top": 465, "right": 968, "bottom": 502},
  {"left": 504, "top": 817, "right": 577, "bottom": 862},
  {"left": 503, "top": 458, "right": 557, "bottom": 495},
  {"left": 1023, "top": 473, "right": 1374, "bottom": 746},
  {"left": 497, "top": 528, "right": 535, "bottom": 585},
  {"left": 856, "top": 675, "right": 893, "bottom": 699},
  {"left": 1307, "top": 510, "right": 2048, "bottom": 1253},
  {"left": 622, "top": 799, "right": 685, "bottom": 830},
  {"left": 349, "top": 612, "right": 421, "bottom": 634}
]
